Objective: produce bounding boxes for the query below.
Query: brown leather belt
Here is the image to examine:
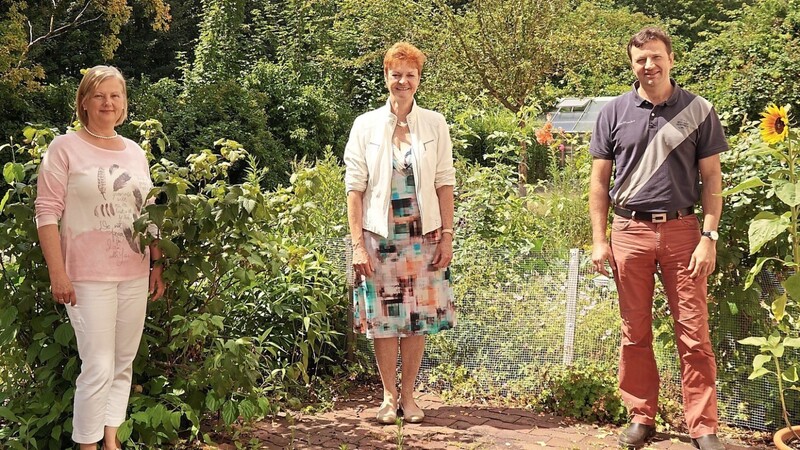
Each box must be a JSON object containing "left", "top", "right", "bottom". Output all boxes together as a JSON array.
[{"left": 614, "top": 206, "right": 693, "bottom": 223}]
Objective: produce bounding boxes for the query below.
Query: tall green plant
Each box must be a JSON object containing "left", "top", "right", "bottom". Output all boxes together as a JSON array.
[{"left": 729, "top": 104, "right": 800, "bottom": 433}]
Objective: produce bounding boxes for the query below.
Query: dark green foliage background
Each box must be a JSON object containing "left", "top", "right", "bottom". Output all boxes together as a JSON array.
[{"left": 2, "top": 0, "right": 800, "bottom": 446}]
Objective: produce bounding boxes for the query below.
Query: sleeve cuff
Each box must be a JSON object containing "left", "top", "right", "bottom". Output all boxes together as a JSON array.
[{"left": 35, "top": 215, "right": 59, "bottom": 228}]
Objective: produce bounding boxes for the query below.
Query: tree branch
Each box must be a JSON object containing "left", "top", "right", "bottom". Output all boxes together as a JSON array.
[{"left": 26, "top": 1, "right": 100, "bottom": 51}]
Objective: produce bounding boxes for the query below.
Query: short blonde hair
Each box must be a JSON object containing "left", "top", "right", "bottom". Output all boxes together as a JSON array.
[
  {"left": 383, "top": 42, "right": 427, "bottom": 76},
  {"left": 75, "top": 65, "right": 128, "bottom": 127}
]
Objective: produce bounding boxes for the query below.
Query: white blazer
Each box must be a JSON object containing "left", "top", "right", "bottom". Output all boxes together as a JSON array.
[{"left": 344, "top": 100, "right": 456, "bottom": 238}]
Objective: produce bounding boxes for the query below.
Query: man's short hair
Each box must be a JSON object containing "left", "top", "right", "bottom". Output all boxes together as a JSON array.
[{"left": 627, "top": 27, "right": 673, "bottom": 60}]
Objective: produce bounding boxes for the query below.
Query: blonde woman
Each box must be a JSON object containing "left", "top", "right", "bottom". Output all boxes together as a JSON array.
[
  {"left": 35, "top": 65, "right": 165, "bottom": 449},
  {"left": 345, "top": 42, "right": 456, "bottom": 425}
]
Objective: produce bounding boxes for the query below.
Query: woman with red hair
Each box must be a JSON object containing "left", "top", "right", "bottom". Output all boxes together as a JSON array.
[{"left": 344, "top": 42, "right": 457, "bottom": 424}]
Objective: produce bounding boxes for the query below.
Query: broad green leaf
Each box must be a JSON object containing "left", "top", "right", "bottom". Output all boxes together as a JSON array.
[
  {"left": 205, "top": 393, "right": 222, "bottom": 411},
  {"left": 785, "top": 274, "right": 800, "bottom": 301},
  {"left": 738, "top": 336, "right": 768, "bottom": 346},
  {"left": 776, "top": 180, "right": 800, "bottom": 206},
  {"left": 748, "top": 212, "right": 790, "bottom": 254},
  {"left": 3, "top": 162, "right": 24, "bottom": 184},
  {"left": 117, "top": 419, "right": 133, "bottom": 442},
  {"left": 0, "top": 305, "right": 18, "bottom": 327},
  {"left": 785, "top": 337, "right": 800, "bottom": 348},
  {"left": 53, "top": 323, "right": 74, "bottom": 347},
  {"left": 748, "top": 366, "right": 772, "bottom": 379},
  {"left": 720, "top": 176, "right": 767, "bottom": 196},
  {"left": 238, "top": 399, "right": 256, "bottom": 420},
  {"left": 745, "top": 257, "right": 779, "bottom": 289},
  {"left": 131, "top": 411, "right": 150, "bottom": 424},
  {"left": 39, "top": 344, "right": 60, "bottom": 362},
  {"left": 783, "top": 366, "right": 799, "bottom": 383},
  {"left": 158, "top": 238, "right": 180, "bottom": 258},
  {"left": 222, "top": 400, "right": 237, "bottom": 425},
  {"left": 0, "top": 406, "right": 18, "bottom": 421},
  {"left": 257, "top": 397, "right": 271, "bottom": 415},
  {"left": 22, "top": 126, "right": 37, "bottom": 140},
  {"left": 0, "top": 190, "right": 10, "bottom": 213},
  {"left": 753, "top": 354, "right": 771, "bottom": 370},
  {"left": 772, "top": 294, "right": 788, "bottom": 322},
  {"left": 0, "top": 327, "right": 17, "bottom": 346},
  {"left": 146, "top": 204, "right": 168, "bottom": 227}
]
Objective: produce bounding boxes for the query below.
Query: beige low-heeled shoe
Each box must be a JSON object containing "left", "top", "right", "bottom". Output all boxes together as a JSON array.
[
  {"left": 376, "top": 401, "right": 398, "bottom": 425},
  {"left": 398, "top": 403, "right": 425, "bottom": 423}
]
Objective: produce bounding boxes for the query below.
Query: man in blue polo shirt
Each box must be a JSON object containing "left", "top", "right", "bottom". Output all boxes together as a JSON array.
[{"left": 589, "top": 27, "right": 728, "bottom": 450}]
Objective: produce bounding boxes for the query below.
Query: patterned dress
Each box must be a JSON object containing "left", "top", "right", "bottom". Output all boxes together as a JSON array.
[{"left": 353, "top": 145, "right": 456, "bottom": 339}]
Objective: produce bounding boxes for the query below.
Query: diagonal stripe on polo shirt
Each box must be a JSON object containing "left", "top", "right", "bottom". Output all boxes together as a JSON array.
[{"left": 614, "top": 96, "right": 712, "bottom": 207}]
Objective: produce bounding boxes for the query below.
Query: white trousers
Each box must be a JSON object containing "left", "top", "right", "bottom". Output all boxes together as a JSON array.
[{"left": 67, "top": 277, "right": 149, "bottom": 444}]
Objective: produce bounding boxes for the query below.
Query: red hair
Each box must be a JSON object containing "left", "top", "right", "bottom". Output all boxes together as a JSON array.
[{"left": 383, "top": 42, "right": 427, "bottom": 75}]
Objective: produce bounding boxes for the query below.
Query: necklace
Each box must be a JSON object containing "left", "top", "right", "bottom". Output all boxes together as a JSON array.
[
  {"left": 84, "top": 127, "right": 119, "bottom": 140},
  {"left": 396, "top": 121, "right": 408, "bottom": 128}
]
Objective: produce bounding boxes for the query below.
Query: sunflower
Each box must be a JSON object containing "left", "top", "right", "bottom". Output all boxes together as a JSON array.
[{"left": 760, "top": 104, "right": 790, "bottom": 144}]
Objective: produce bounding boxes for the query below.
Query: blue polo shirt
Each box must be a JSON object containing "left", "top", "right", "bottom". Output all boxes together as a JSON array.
[{"left": 589, "top": 80, "right": 728, "bottom": 212}]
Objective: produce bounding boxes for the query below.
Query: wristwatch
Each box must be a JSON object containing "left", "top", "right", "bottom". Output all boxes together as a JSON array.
[{"left": 701, "top": 230, "right": 719, "bottom": 241}]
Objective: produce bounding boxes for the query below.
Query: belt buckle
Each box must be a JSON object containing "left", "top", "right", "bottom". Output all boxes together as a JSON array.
[{"left": 651, "top": 212, "right": 667, "bottom": 223}]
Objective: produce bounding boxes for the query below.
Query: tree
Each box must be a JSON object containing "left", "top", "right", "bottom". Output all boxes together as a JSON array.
[
  {"left": 611, "top": 0, "right": 752, "bottom": 48},
  {"left": 678, "top": 0, "right": 800, "bottom": 131},
  {"left": 433, "top": 0, "right": 650, "bottom": 195},
  {"left": 184, "top": 0, "right": 246, "bottom": 86},
  {"left": 0, "top": 0, "right": 171, "bottom": 89}
]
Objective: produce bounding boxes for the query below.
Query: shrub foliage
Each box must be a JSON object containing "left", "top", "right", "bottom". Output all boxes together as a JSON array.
[{"left": 0, "top": 122, "right": 348, "bottom": 448}]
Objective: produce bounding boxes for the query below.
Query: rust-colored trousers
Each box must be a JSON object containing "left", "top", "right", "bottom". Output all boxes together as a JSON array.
[{"left": 610, "top": 214, "right": 718, "bottom": 438}]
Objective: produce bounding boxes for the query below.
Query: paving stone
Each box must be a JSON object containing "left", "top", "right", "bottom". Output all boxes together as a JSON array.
[{"left": 210, "top": 383, "right": 768, "bottom": 450}]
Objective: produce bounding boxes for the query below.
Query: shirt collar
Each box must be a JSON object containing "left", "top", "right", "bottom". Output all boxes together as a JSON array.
[
  {"left": 384, "top": 99, "right": 419, "bottom": 125},
  {"left": 631, "top": 79, "right": 681, "bottom": 107}
]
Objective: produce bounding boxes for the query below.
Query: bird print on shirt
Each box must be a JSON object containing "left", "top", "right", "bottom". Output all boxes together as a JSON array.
[{"left": 95, "top": 165, "right": 145, "bottom": 255}]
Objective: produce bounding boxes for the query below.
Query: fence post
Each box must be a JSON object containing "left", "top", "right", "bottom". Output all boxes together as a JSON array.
[{"left": 563, "top": 248, "right": 580, "bottom": 366}]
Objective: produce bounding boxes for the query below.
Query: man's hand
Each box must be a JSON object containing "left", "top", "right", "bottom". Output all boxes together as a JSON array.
[
  {"left": 591, "top": 240, "right": 615, "bottom": 277},
  {"left": 688, "top": 238, "right": 717, "bottom": 278}
]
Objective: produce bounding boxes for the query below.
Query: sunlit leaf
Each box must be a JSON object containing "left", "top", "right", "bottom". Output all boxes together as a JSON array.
[{"left": 748, "top": 211, "right": 789, "bottom": 254}]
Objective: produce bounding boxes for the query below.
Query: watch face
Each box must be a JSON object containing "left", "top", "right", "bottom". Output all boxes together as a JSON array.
[{"left": 703, "top": 231, "right": 719, "bottom": 240}]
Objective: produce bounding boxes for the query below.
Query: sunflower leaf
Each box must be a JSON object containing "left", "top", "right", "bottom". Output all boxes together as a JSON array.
[
  {"left": 720, "top": 176, "right": 767, "bottom": 196},
  {"left": 784, "top": 273, "right": 800, "bottom": 302},
  {"left": 748, "top": 211, "right": 790, "bottom": 254},
  {"left": 775, "top": 180, "right": 800, "bottom": 207},
  {"left": 745, "top": 256, "right": 780, "bottom": 290}
]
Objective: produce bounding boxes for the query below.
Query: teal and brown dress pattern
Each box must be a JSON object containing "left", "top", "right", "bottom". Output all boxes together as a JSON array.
[{"left": 353, "top": 147, "right": 456, "bottom": 339}]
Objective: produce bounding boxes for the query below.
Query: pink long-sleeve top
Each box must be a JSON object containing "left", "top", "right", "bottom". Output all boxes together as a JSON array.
[{"left": 35, "top": 132, "right": 155, "bottom": 282}]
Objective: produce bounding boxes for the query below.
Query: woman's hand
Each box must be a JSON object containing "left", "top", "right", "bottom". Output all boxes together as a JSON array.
[
  {"left": 352, "top": 241, "right": 374, "bottom": 279},
  {"left": 149, "top": 265, "right": 166, "bottom": 301},
  {"left": 50, "top": 271, "right": 76, "bottom": 306},
  {"left": 432, "top": 234, "right": 453, "bottom": 269}
]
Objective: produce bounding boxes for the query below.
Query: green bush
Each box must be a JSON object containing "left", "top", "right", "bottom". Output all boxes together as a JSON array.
[
  {"left": 539, "top": 362, "right": 626, "bottom": 424},
  {"left": 450, "top": 106, "right": 552, "bottom": 182},
  {"left": 0, "top": 123, "right": 348, "bottom": 448}
]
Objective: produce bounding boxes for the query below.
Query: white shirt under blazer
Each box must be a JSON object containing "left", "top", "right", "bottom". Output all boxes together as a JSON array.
[{"left": 344, "top": 100, "right": 456, "bottom": 239}]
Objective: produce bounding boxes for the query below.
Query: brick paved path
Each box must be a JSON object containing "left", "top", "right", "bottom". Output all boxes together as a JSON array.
[{"left": 226, "top": 384, "right": 768, "bottom": 450}]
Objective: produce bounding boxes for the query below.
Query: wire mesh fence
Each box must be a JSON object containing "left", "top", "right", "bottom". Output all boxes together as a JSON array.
[{"left": 329, "top": 239, "right": 791, "bottom": 432}]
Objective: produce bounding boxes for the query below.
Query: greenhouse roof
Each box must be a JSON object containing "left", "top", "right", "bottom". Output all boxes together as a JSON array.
[{"left": 548, "top": 96, "right": 616, "bottom": 133}]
